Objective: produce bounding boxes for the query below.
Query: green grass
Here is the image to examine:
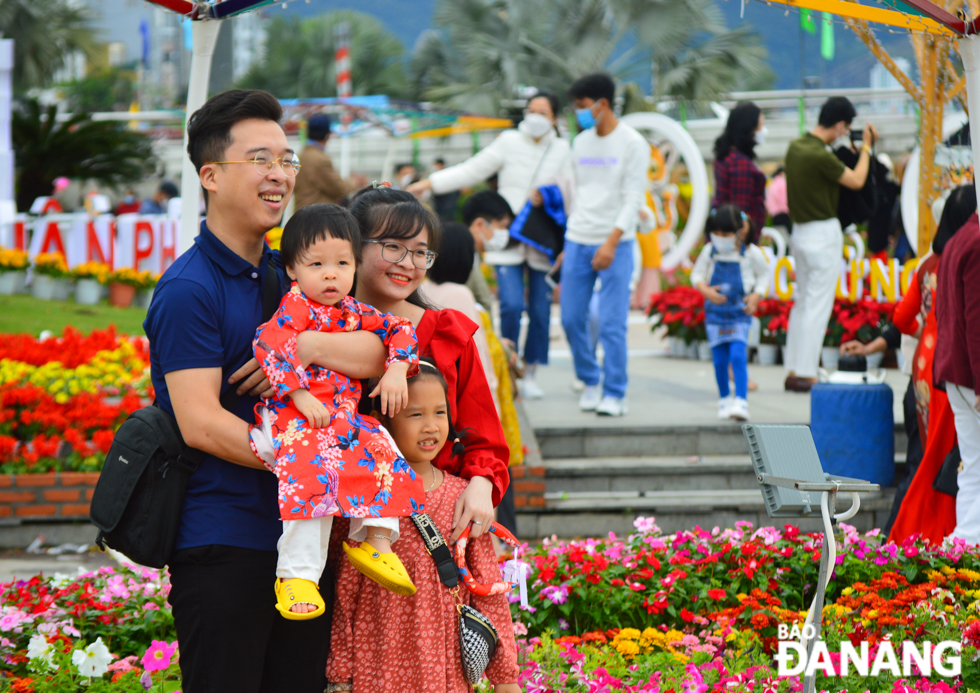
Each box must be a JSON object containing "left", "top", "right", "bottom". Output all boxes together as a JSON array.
[{"left": 0, "top": 294, "right": 147, "bottom": 336}]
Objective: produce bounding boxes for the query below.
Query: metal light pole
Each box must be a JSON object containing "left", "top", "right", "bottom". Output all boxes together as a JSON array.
[{"left": 335, "top": 21, "right": 352, "bottom": 179}]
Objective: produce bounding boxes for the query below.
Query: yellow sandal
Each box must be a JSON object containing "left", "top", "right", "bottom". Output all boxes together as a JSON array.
[
  {"left": 274, "top": 578, "right": 325, "bottom": 621},
  {"left": 343, "top": 541, "right": 416, "bottom": 596}
]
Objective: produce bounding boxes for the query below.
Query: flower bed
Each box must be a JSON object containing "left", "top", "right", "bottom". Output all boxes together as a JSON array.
[
  {"left": 824, "top": 298, "right": 896, "bottom": 348},
  {"left": 0, "top": 328, "right": 149, "bottom": 474},
  {"left": 5, "top": 521, "right": 980, "bottom": 692}
]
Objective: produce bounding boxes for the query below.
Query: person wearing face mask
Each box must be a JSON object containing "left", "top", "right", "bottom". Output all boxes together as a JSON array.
[
  {"left": 408, "top": 90, "right": 571, "bottom": 400},
  {"left": 692, "top": 205, "right": 770, "bottom": 422},
  {"left": 394, "top": 163, "right": 418, "bottom": 190},
  {"left": 461, "top": 190, "right": 514, "bottom": 316},
  {"left": 115, "top": 189, "right": 141, "bottom": 215},
  {"left": 560, "top": 73, "right": 650, "bottom": 418},
  {"left": 783, "top": 96, "right": 877, "bottom": 393},
  {"left": 711, "top": 101, "right": 767, "bottom": 244}
]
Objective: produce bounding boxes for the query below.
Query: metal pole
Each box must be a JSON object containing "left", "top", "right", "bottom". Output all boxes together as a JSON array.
[
  {"left": 179, "top": 19, "right": 222, "bottom": 254},
  {"left": 959, "top": 34, "right": 980, "bottom": 218},
  {"left": 802, "top": 491, "right": 835, "bottom": 693}
]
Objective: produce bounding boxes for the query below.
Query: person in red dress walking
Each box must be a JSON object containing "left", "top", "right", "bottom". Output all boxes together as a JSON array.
[
  {"left": 250, "top": 204, "right": 425, "bottom": 620},
  {"left": 326, "top": 361, "right": 520, "bottom": 693}
]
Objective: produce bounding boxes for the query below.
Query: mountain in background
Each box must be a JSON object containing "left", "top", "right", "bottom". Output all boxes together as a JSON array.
[{"left": 276, "top": 0, "right": 917, "bottom": 91}]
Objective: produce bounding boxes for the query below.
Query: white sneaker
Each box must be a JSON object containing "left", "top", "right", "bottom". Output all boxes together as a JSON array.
[
  {"left": 571, "top": 379, "right": 585, "bottom": 393},
  {"left": 717, "top": 397, "right": 733, "bottom": 420},
  {"left": 521, "top": 377, "right": 545, "bottom": 400},
  {"left": 596, "top": 396, "right": 628, "bottom": 417},
  {"left": 579, "top": 385, "right": 601, "bottom": 411},
  {"left": 728, "top": 397, "right": 750, "bottom": 422}
]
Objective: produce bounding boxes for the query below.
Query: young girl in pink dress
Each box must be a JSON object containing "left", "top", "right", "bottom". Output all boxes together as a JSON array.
[
  {"left": 250, "top": 203, "right": 425, "bottom": 620},
  {"left": 326, "top": 361, "right": 520, "bottom": 693}
]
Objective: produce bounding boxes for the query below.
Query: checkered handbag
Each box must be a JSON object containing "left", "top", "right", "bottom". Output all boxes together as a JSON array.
[{"left": 458, "top": 603, "right": 499, "bottom": 684}]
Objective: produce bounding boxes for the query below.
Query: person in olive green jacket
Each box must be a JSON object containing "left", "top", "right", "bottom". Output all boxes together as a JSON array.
[
  {"left": 782, "top": 97, "right": 876, "bottom": 392},
  {"left": 294, "top": 114, "right": 365, "bottom": 209}
]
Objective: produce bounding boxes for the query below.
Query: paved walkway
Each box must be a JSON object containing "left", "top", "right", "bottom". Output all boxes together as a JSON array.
[{"left": 524, "top": 307, "right": 908, "bottom": 431}]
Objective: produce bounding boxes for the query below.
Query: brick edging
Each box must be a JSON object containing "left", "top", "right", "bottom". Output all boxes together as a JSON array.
[
  {"left": 510, "top": 465, "right": 545, "bottom": 508},
  {"left": 0, "top": 472, "right": 99, "bottom": 519}
]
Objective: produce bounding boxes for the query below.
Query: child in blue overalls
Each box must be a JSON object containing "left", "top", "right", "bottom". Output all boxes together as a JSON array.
[{"left": 691, "top": 204, "right": 770, "bottom": 421}]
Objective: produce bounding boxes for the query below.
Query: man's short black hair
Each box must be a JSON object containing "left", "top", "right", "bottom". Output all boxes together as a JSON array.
[
  {"left": 280, "top": 203, "right": 362, "bottom": 269},
  {"left": 395, "top": 162, "right": 414, "bottom": 173},
  {"left": 569, "top": 73, "right": 616, "bottom": 106},
  {"left": 158, "top": 181, "right": 179, "bottom": 199},
  {"left": 428, "top": 222, "right": 474, "bottom": 285},
  {"left": 308, "top": 114, "right": 332, "bottom": 141},
  {"left": 433, "top": 157, "right": 446, "bottom": 166},
  {"left": 818, "top": 97, "right": 857, "bottom": 128},
  {"left": 461, "top": 190, "right": 513, "bottom": 226},
  {"left": 186, "top": 89, "right": 283, "bottom": 205}
]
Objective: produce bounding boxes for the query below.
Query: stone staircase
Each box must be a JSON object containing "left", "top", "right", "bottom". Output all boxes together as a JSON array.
[{"left": 515, "top": 423, "right": 904, "bottom": 539}]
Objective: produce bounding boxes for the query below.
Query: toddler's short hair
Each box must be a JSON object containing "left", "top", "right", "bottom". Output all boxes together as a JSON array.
[{"left": 280, "top": 203, "right": 362, "bottom": 268}]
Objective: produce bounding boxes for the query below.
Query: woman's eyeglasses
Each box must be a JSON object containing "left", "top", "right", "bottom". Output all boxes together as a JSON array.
[{"left": 363, "top": 239, "right": 438, "bottom": 269}]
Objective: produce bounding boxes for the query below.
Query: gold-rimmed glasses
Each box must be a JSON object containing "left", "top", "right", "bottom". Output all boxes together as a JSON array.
[
  {"left": 363, "top": 239, "right": 438, "bottom": 269},
  {"left": 211, "top": 152, "right": 301, "bottom": 177}
]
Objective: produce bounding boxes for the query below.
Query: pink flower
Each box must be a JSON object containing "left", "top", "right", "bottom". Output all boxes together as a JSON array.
[
  {"left": 904, "top": 546, "right": 919, "bottom": 558},
  {"left": 141, "top": 640, "right": 177, "bottom": 673}
]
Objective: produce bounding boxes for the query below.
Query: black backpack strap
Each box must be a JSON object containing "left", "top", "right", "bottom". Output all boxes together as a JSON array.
[{"left": 411, "top": 512, "right": 458, "bottom": 588}]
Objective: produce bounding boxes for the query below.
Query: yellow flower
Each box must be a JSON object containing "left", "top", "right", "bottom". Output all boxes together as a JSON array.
[
  {"left": 614, "top": 640, "right": 640, "bottom": 657},
  {"left": 725, "top": 632, "right": 738, "bottom": 642},
  {"left": 54, "top": 392, "right": 68, "bottom": 404},
  {"left": 616, "top": 628, "right": 642, "bottom": 641},
  {"left": 841, "top": 587, "right": 854, "bottom": 596}
]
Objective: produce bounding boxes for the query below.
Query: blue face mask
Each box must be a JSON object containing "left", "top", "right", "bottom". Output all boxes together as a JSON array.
[{"left": 575, "top": 106, "right": 596, "bottom": 131}]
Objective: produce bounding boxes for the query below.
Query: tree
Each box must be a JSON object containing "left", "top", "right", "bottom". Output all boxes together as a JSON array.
[
  {"left": 0, "top": 0, "right": 97, "bottom": 92},
  {"left": 13, "top": 100, "right": 156, "bottom": 212},
  {"left": 60, "top": 67, "right": 137, "bottom": 113},
  {"left": 408, "top": 0, "right": 772, "bottom": 114},
  {"left": 237, "top": 11, "right": 408, "bottom": 99}
]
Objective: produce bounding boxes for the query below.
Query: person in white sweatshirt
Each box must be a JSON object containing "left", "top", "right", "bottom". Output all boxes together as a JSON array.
[
  {"left": 560, "top": 73, "right": 651, "bottom": 417},
  {"left": 409, "top": 91, "right": 570, "bottom": 400},
  {"left": 691, "top": 204, "right": 770, "bottom": 422}
]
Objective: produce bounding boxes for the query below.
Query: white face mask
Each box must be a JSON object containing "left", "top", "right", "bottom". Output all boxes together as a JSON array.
[
  {"left": 399, "top": 173, "right": 414, "bottom": 188},
  {"left": 754, "top": 125, "right": 768, "bottom": 147},
  {"left": 485, "top": 225, "right": 512, "bottom": 252},
  {"left": 710, "top": 234, "right": 736, "bottom": 254},
  {"left": 831, "top": 125, "right": 851, "bottom": 150},
  {"left": 519, "top": 112, "right": 554, "bottom": 140}
]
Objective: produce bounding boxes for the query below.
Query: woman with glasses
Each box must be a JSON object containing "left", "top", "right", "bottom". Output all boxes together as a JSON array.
[
  {"left": 408, "top": 90, "right": 570, "bottom": 400},
  {"left": 296, "top": 186, "right": 509, "bottom": 548}
]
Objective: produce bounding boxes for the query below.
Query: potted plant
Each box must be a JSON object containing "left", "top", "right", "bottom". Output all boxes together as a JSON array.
[
  {"left": 754, "top": 298, "right": 791, "bottom": 366},
  {"left": 108, "top": 267, "right": 141, "bottom": 307},
  {"left": 648, "top": 286, "right": 705, "bottom": 358},
  {"left": 135, "top": 270, "right": 160, "bottom": 308},
  {"left": 822, "top": 298, "right": 895, "bottom": 370},
  {"left": 31, "top": 253, "right": 72, "bottom": 301},
  {"left": 72, "top": 261, "right": 111, "bottom": 305},
  {"left": 0, "top": 248, "right": 28, "bottom": 295}
]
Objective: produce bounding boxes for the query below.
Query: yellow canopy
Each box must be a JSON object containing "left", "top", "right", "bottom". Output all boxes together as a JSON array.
[
  {"left": 408, "top": 116, "right": 514, "bottom": 139},
  {"left": 755, "top": 0, "right": 955, "bottom": 36}
]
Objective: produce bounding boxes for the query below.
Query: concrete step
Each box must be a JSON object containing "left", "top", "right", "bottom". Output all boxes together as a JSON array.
[
  {"left": 534, "top": 423, "right": 908, "bottom": 460},
  {"left": 541, "top": 455, "right": 758, "bottom": 494},
  {"left": 516, "top": 487, "right": 896, "bottom": 539}
]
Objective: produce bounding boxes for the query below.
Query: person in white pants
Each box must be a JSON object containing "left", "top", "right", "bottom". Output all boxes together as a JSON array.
[
  {"left": 782, "top": 97, "right": 876, "bottom": 392},
  {"left": 933, "top": 207, "right": 980, "bottom": 543}
]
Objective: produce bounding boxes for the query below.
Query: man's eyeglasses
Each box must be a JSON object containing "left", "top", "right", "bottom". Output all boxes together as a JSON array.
[
  {"left": 364, "top": 239, "right": 438, "bottom": 269},
  {"left": 211, "top": 152, "right": 301, "bottom": 178}
]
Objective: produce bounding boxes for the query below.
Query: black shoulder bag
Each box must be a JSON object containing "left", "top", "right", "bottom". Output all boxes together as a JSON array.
[{"left": 90, "top": 259, "right": 282, "bottom": 568}]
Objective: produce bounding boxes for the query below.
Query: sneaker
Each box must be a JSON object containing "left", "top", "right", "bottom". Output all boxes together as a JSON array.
[
  {"left": 596, "top": 396, "right": 628, "bottom": 417},
  {"left": 579, "top": 385, "right": 601, "bottom": 411},
  {"left": 571, "top": 379, "right": 585, "bottom": 393},
  {"left": 521, "top": 377, "right": 545, "bottom": 400},
  {"left": 717, "top": 397, "right": 733, "bottom": 420},
  {"left": 728, "top": 397, "right": 750, "bottom": 422}
]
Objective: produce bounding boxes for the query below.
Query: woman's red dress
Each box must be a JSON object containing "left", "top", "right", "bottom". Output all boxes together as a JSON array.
[
  {"left": 326, "top": 474, "right": 520, "bottom": 692},
  {"left": 415, "top": 309, "right": 510, "bottom": 504},
  {"left": 888, "top": 257, "right": 957, "bottom": 544}
]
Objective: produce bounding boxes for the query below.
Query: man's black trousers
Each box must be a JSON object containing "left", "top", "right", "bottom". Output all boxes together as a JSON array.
[{"left": 168, "top": 545, "right": 333, "bottom": 693}]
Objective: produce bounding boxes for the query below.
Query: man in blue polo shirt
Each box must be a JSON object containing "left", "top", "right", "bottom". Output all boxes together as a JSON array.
[{"left": 144, "top": 90, "right": 384, "bottom": 693}]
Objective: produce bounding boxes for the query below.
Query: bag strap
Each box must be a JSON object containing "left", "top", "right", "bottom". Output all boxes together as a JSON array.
[
  {"left": 525, "top": 139, "right": 555, "bottom": 198},
  {"left": 410, "top": 512, "right": 459, "bottom": 588}
]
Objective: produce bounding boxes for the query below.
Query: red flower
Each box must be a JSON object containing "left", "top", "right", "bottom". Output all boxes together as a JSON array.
[
  {"left": 707, "top": 588, "right": 727, "bottom": 600},
  {"left": 680, "top": 608, "right": 694, "bottom": 622}
]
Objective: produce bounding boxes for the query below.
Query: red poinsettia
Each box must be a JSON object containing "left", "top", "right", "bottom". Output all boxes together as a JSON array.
[{"left": 648, "top": 286, "right": 706, "bottom": 344}]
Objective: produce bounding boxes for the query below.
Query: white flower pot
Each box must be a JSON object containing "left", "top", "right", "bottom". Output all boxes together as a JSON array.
[
  {"left": 756, "top": 343, "right": 780, "bottom": 366},
  {"left": 75, "top": 278, "right": 103, "bottom": 305},
  {"left": 0, "top": 271, "right": 24, "bottom": 295},
  {"left": 30, "top": 274, "right": 56, "bottom": 300},
  {"left": 667, "top": 336, "right": 686, "bottom": 357},
  {"left": 685, "top": 340, "right": 699, "bottom": 359},
  {"left": 866, "top": 351, "right": 884, "bottom": 370},
  {"left": 136, "top": 288, "right": 154, "bottom": 309},
  {"left": 52, "top": 278, "right": 73, "bottom": 301},
  {"left": 697, "top": 340, "right": 712, "bottom": 361},
  {"left": 821, "top": 346, "right": 840, "bottom": 371}
]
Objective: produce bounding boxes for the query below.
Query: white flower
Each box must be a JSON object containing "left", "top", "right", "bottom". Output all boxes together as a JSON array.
[
  {"left": 26, "top": 634, "right": 58, "bottom": 670},
  {"left": 71, "top": 637, "right": 112, "bottom": 677}
]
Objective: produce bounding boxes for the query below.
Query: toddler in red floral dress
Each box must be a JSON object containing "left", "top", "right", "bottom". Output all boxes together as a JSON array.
[{"left": 249, "top": 204, "right": 425, "bottom": 620}]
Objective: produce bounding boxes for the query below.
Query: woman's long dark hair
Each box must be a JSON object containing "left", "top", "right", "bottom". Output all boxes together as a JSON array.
[
  {"left": 713, "top": 101, "right": 761, "bottom": 161},
  {"left": 348, "top": 185, "right": 441, "bottom": 309},
  {"left": 933, "top": 184, "right": 977, "bottom": 255}
]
